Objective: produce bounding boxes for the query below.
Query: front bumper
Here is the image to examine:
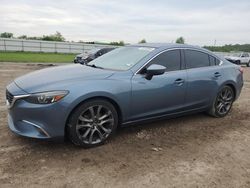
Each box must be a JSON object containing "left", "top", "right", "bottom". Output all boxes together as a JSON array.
[
  {"left": 74, "top": 57, "right": 85, "bottom": 64},
  {"left": 74, "top": 59, "right": 79, "bottom": 63},
  {"left": 8, "top": 115, "right": 50, "bottom": 139},
  {"left": 6, "top": 82, "right": 68, "bottom": 140}
]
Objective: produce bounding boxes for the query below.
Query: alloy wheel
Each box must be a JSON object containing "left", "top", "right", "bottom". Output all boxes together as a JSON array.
[
  {"left": 76, "top": 105, "right": 114, "bottom": 145},
  {"left": 215, "top": 87, "right": 234, "bottom": 115}
]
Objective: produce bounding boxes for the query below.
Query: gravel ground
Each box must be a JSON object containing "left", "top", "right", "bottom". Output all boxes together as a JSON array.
[{"left": 0, "top": 63, "right": 250, "bottom": 188}]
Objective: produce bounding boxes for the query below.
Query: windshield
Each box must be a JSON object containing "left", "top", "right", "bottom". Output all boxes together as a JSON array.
[
  {"left": 228, "top": 53, "right": 241, "bottom": 57},
  {"left": 88, "top": 46, "right": 155, "bottom": 70},
  {"left": 89, "top": 48, "right": 101, "bottom": 54}
]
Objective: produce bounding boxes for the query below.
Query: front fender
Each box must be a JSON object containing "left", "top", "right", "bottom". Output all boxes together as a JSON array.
[{"left": 62, "top": 79, "right": 132, "bottom": 125}]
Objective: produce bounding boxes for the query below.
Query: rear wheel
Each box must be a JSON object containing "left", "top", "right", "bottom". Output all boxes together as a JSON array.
[
  {"left": 247, "top": 61, "right": 250, "bottom": 67},
  {"left": 208, "top": 86, "right": 234, "bottom": 117},
  {"left": 67, "top": 99, "right": 118, "bottom": 147}
]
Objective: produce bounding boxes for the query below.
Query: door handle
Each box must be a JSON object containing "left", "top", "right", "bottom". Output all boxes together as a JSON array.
[
  {"left": 214, "top": 72, "right": 221, "bottom": 78},
  {"left": 174, "top": 78, "right": 184, "bottom": 85}
]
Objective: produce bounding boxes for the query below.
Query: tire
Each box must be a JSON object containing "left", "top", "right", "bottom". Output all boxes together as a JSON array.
[
  {"left": 247, "top": 61, "right": 250, "bottom": 67},
  {"left": 208, "top": 86, "right": 234, "bottom": 118},
  {"left": 236, "top": 60, "right": 240, "bottom": 65},
  {"left": 67, "top": 99, "right": 118, "bottom": 148}
]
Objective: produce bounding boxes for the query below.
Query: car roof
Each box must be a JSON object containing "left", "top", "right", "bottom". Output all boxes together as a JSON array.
[
  {"left": 128, "top": 43, "right": 225, "bottom": 61},
  {"left": 129, "top": 43, "right": 214, "bottom": 55},
  {"left": 102, "top": 47, "right": 115, "bottom": 50},
  {"left": 129, "top": 43, "right": 201, "bottom": 49}
]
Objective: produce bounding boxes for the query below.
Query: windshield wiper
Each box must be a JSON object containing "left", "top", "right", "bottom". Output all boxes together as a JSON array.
[{"left": 85, "top": 64, "right": 104, "bottom": 69}]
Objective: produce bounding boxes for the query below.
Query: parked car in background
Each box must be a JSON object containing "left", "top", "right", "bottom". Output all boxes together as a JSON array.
[
  {"left": 6, "top": 43, "right": 243, "bottom": 148},
  {"left": 225, "top": 52, "right": 250, "bottom": 67},
  {"left": 74, "top": 47, "right": 115, "bottom": 64}
]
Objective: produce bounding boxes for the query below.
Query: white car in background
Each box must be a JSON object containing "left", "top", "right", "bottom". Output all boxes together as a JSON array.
[{"left": 225, "top": 52, "right": 250, "bottom": 67}]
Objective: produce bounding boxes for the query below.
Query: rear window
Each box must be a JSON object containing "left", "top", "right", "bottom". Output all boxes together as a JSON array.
[
  {"left": 185, "top": 50, "right": 210, "bottom": 69},
  {"left": 242, "top": 53, "right": 249, "bottom": 57}
]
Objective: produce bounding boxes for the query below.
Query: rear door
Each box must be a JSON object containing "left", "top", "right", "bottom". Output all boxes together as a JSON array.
[
  {"left": 184, "top": 49, "right": 222, "bottom": 109},
  {"left": 130, "top": 49, "right": 187, "bottom": 120}
]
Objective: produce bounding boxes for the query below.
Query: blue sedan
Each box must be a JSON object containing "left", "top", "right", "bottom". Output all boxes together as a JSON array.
[{"left": 6, "top": 43, "right": 244, "bottom": 147}]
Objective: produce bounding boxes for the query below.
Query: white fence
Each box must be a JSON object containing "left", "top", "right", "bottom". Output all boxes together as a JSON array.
[
  {"left": 0, "top": 38, "right": 117, "bottom": 54},
  {"left": 0, "top": 38, "right": 237, "bottom": 58},
  {"left": 213, "top": 52, "right": 231, "bottom": 57}
]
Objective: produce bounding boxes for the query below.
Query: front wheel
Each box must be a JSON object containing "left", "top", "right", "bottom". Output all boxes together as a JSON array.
[
  {"left": 67, "top": 99, "right": 118, "bottom": 148},
  {"left": 235, "top": 60, "right": 240, "bottom": 65},
  {"left": 208, "top": 86, "right": 234, "bottom": 118},
  {"left": 247, "top": 61, "right": 250, "bottom": 67}
]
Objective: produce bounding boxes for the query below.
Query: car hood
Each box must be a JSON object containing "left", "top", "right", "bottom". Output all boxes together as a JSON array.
[
  {"left": 77, "top": 53, "right": 91, "bottom": 59},
  {"left": 14, "top": 64, "right": 114, "bottom": 93},
  {"left": 225, "top": 56, "right": 240, "bottom": 61}
]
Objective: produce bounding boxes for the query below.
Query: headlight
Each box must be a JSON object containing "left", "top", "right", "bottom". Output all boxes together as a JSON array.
[{"left": 24, "top": 91, "right": 69, "bottom": 104}]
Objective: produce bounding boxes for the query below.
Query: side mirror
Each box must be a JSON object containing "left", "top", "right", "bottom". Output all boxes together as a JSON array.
[{"left": 145, "top": 64, "right": 166, "bottom": 80}]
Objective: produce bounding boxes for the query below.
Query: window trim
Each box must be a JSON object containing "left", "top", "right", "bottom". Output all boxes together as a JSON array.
[{"left": 135, "top": 47, "right": 223, "bottom": 75}]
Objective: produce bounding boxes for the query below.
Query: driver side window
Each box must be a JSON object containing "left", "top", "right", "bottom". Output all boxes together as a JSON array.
[
  {"left": 242, "top": 53, "right": 249, "bottom": 57},
  {"left": 148, "top": 50, "right": 181, "bottom": 72}
]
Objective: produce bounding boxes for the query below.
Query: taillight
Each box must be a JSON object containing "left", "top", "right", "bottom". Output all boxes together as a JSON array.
[{"left": 239, "top": 67, "right": 244, "bottom": 74}]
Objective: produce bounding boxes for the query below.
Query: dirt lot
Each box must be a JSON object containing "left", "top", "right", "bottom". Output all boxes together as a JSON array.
[{"left": 0, "top": 63, "right": 250, "bottom": 188}]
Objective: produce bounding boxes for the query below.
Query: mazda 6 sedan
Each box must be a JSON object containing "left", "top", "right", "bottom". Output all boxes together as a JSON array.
[{"left": 6, "top": 43, "right": 243, "bottom": 147}]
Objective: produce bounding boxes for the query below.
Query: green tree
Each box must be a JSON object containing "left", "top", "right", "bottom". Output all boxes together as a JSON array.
[
  {"left": 139, "top": 39, "right": 146, "bottom": 43},
  {"left": 110, "top": 40, "right": 125, "bottom": 46},
  {"left": 175, "top": 37, "right": 185, "bottom": 44},
  {"left": 42, "top": 31, "right": 65, "bottom": 42},
  {"left": 18, "top": 35, "right": 28, "bottom": 39},
  {"left": 204, "top": 44, "right": 250, "bottom": 53},
  {"left": 27, "top": 36, "right": 42, "bottom": 40},
  {"left": 119, "top": 40, "right": 125, "bottom": 46},
  {"left": 0, "top": 32, "right": 14, "bottom": 38}
]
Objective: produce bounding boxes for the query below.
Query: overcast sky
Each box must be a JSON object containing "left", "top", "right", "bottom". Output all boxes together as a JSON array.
[{"left": 0, "top": 0, "right": 250, "bottom": 46}]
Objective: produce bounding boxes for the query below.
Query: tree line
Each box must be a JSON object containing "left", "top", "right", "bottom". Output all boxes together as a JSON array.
[
  {"left": 1, "top": 32, "right": 249, "bottom": 52},
  {"left": 204, "top": 44, "right": 250, "bottom": 53},
  {"left": 0, "top": 31, "right": 65, "bottom": 42},
  {"left": 0, "top": 32, "right": 182, "bottom": 46}
]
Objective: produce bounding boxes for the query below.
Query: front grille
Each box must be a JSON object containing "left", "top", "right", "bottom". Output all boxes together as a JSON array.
[{"left": 6, "top": 90, "right": 14, "bottom": 105}]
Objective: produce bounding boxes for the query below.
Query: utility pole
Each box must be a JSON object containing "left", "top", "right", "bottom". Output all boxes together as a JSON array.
[{"left": 214, "top": 39, "right": 217, "bottom": 46}]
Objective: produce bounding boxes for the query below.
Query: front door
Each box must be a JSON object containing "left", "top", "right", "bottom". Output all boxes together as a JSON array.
[{"left": 130, "top": 49, "right": 187, "bottom": 121}]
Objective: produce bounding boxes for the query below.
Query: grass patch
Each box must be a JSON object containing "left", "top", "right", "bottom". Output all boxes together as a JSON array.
[{"left": 0, "top": 51, "right": 76, "bottom": 63}]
